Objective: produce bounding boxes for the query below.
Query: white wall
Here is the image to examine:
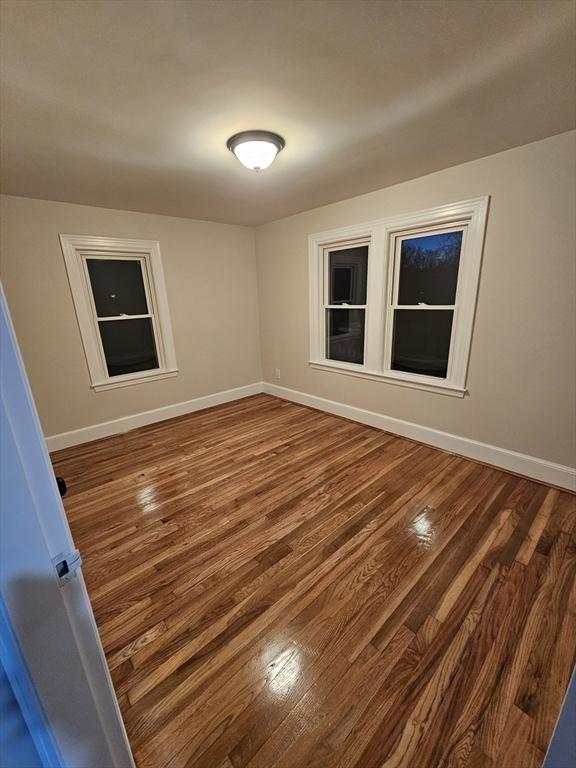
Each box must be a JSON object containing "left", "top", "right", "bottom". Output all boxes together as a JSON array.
[
  {"left": 0, "top": 196, "right": 262, "bottom": 437},
  {"left": 255, "top": 131, "right": 576, "bottom": 468}
]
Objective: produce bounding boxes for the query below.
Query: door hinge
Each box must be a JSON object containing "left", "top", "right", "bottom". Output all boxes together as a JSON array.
[{"left": 52, "top": 549, "right": 82, "bottom": 586}]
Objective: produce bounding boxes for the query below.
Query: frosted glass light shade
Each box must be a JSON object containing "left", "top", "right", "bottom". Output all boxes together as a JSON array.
[
  {"left": 233, "top": 140, "right": 278, "bottom": 170},
  {"left": 227, "top": 131, "right": 285, "bottom": 171}
]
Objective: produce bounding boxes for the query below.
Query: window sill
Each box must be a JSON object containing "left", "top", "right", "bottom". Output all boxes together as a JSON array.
[
  {"left": 308, "top": 361, "right": 467, "bottom": 397},
  {"left": 91, "top": 368, "right": 179, "bottom": 392}
]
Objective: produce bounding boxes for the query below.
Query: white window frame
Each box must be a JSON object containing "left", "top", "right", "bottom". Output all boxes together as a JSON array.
[
  {"left": 308, "top": 197, "right": 489, "bottom": 397},
  {"left": 60, "top": 234, "right": 178, "bottom": 392}
]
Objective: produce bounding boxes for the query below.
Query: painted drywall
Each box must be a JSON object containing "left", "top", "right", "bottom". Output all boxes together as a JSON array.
[
  {"left": 1, "top": 133, "right": 574, "bottom": 467},
  {"left": 255, "top": 130, "right": 576, "bottom": 467},
  {"left": 0, "top": 196, "right": 262, "bottom": 436}
]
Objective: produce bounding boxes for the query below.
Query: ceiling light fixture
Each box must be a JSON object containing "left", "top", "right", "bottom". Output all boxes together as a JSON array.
[{"left": 226, "top": 130, "right": 285, "bottom": 171}]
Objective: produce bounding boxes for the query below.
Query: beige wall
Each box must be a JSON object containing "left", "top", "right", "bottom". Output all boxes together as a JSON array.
[
  {"left": 255, "top": 131, "right": 576, "bottom": 467},
  {"left": 0, "top": 195, "right": 262, "bottom": 436},
  {"left": 1, "top": 132, "right": 574, "bottom": 466}
]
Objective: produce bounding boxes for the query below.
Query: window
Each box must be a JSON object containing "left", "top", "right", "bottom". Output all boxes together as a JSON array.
[
  {"left": 325, "top": 243, "right": 368, "bottom": 365},
  {"left": 309, "top": 197, "right": 489, "bottom": 396},
  {"left": 60, "top": 235, "right": 177, "bottom": 391}
]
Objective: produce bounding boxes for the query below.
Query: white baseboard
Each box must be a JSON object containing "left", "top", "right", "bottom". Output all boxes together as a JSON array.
[
  {"left": 46, "top": 379, "right": 576, "bottom": 491},
  {"left": 263, "top": 382, "right": 576, "bottom": 492},
  {"left": 46, "top": 382, "right": 264, "bottom": 451}
]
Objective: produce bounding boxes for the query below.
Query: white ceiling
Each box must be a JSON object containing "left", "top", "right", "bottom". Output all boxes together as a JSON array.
[{"left": 1, "top": 0, "right": 574, "bottom": 226}]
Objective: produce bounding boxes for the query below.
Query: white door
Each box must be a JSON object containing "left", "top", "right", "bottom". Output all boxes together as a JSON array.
[{"left": 0, "top": 284, "right": 135, "bottom": 768}]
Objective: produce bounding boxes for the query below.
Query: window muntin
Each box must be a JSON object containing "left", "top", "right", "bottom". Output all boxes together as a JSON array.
[
  {"left": 323, "top": 242, "right": 369, "bottom": 365},
  {"left": 308, "top": 198, "right": 489, "bottom": 396},
  {"left": 60, "top": 235, "right": 178, "bottom": 391}
]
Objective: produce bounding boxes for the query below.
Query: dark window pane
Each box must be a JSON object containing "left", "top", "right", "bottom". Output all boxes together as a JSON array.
[
  {"left": 398, "top": 231, "right": 462, "bottom": 305},
  {"left": 98, "top": 318, "right": 158, "bottom": 377},
  {"left": 326, "top": 308, "right": 365, "bottom": 364},
  {"left": 392, "top": 309, "right": 453, "bottom": 378},
  {"left": 87, "top": 259, "right": 148, "bottom": 317},
  {"left": 328, "top": 246, "right": 368, "bottom": 305}
]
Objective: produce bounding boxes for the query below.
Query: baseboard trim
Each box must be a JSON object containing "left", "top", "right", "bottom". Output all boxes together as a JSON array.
[
  {"left": 46, "top": 380, "right": 576, "bottom": 491},
  {"left": 263, "top": 382, "right": 576, "bottom": 492},
  {"left": 46, "top": 382, "right": 264, "bottom": 451}
]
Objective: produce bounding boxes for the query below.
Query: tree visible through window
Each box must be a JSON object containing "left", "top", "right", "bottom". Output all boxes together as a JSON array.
[
  {"left": 391, "top": 230, "right": 463, "bottom": 378},
  {"left": 308, "top": 198, "right": 489, "bottom": 396}
]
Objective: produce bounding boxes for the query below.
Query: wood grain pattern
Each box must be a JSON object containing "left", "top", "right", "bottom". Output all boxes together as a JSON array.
[{"left": 51, "top": 394, "right": 576, "bottom": 768}]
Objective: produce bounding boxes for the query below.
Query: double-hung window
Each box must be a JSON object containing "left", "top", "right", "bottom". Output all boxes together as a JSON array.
[
  {"left": 324, "top": 242, "right": 369, "bottom": 365},
  {"left": 60, "top": 234, "right": 178, "bottom": 391},
  {"left": 309, "top": 197, "right": 489, "bottom": 396}
]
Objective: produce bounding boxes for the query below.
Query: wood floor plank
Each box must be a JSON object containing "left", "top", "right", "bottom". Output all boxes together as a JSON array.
[
  {"left": 376, "top": 567, "right": 500, "bottom": 768},
  {"left": 495, "top": 705, "right": 544, "bottom": 768},
  {"left": 516, "top": 488, "right": 559, "bottom": 566},
  {"left": 52, "top": 393, "right": 576, "bottom": 768}
]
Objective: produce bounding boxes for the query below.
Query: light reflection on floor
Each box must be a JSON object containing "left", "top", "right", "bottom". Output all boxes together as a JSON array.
[
  {"left": 137, "top": 485, "right": 159, "bottom": 512},
  {"left": 267, "top": 645, "right": 302, "bottom": 699},
  {"left": 411, "top": 510, "right": 435, "bottom": 546}
]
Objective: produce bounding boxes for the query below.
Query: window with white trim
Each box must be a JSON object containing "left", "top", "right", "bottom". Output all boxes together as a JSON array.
[
  {"left": 309, "top": 197, "right": 489, "bottom": 397},
  {"left": 60, "top": 234, "right": 178, "bottom": 392}
]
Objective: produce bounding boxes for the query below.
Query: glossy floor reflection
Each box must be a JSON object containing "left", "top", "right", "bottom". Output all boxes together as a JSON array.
[{"left": 51, "top": 394, "right": 576, "bottom": 768}]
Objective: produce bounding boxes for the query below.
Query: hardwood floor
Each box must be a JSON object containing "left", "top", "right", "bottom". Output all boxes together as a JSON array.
[{"left": 51, "top": 393, "right": 576, "bottom": 768}]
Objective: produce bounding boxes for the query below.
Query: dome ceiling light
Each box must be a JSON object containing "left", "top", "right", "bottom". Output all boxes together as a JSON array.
[{"left": 226, "top": 130, "right": 285, "bottom": 171}]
